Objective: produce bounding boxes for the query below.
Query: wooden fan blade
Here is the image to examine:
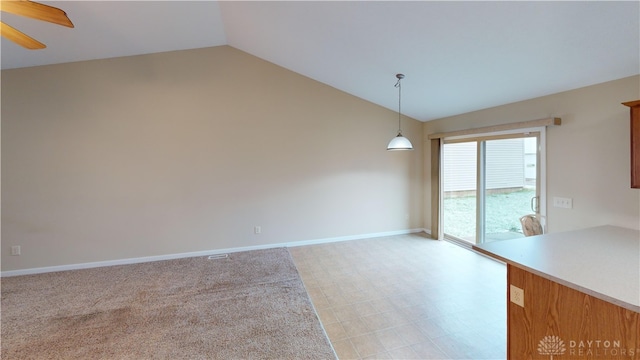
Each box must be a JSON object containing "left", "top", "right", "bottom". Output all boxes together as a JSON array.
[
  {"left": 0, "top": 0, "right": 74, "bottom": 28},
  {"left": 0, "top": 21, "right": 45, "bottom": 49}
]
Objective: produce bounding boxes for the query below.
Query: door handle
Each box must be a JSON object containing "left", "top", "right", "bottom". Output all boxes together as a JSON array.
[{"left": 531, "top": 196, "right": 539, "bottom": 213}]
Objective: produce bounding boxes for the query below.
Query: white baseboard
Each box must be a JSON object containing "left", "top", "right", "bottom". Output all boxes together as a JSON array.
[
  {"left": 1, "top": 228, "right": 428, "bottom": 277},
  {"left": 287, "top": 228, "right": 427, "bottom": 247}
]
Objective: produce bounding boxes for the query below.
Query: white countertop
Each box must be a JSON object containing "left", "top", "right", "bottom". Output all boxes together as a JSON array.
[{"left": 474, "top": 225, "right": 640, "bottom": 313}]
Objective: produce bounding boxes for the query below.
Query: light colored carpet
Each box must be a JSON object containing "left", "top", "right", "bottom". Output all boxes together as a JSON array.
[{"left": 1, "top": 248, "right": 336, "bottom": 359}]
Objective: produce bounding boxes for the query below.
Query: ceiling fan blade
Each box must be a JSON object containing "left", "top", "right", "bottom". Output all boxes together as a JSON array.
[
  {"left": 0, "top": 0, "right": 74, "bottom": 28},
  {"left": 0, "top": 21, "right": 45, "bottom": 49}
]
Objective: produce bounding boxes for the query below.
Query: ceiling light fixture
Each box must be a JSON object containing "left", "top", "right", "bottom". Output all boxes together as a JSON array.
[{"left": 387, "top": 73, "right": 413, "bottom": 151}]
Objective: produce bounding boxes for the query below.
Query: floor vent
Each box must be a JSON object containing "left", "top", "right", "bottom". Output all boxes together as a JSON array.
[{"left": 208, "top": 254, "right": 229, "bottom": 260}]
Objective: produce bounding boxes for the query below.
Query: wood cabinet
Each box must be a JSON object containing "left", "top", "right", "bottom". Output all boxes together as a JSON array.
[
  {"left": 508, "top": 265, "right": 640, "bottom": 359},
  {"left": 474, "top": 226, "right": 640, "bottom": 360},
  {"left": 623, "top": 100, "right": 640, "bottom": 188}
]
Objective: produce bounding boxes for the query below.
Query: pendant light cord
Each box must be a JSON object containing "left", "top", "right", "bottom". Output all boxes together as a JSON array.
[
  {"left": 386, "top": 73, "right": 413, "bottom": 151},
  {"left": 395, "top": 75, "right": 402, "bottom": 134}
]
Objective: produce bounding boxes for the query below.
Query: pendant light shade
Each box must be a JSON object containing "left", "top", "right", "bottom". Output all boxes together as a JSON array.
[
  {"left": 387, "top": 73, "right": 413, "bottom": 151},
  {"left": 387, "top": 133, "right": 414, "bottom": 150}
]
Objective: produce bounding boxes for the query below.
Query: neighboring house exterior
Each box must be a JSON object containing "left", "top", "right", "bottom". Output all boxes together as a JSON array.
[{"left": 443, "top": 138, "right": 537, "bottom": 193}]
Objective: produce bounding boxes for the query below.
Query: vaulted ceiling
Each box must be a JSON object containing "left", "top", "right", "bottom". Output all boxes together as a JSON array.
[{"left": 2, "top": 1, "right": 638, "bottom": 121}]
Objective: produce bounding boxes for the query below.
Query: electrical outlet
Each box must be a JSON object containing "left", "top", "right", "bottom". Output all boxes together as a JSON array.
[
  {"left": 11, "top": 245, "right": 21, "bottom": 256},
  {"left": 254, "top": 226, "right": 261, "bottom": 234},
  {"left": 510, "top": 284, "right": 524, "bottom": 307},
  {"left": 553, "top": 197, "right": 573, "bottom": 209}
]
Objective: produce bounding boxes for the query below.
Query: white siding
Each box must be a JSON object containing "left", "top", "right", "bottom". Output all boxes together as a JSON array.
[
  {"left": 444, "top": 139, "right": 525, "bottom": 192},
  {"left": 443, "top": 142, "right": 477, "bottom": 192},
  {"left": 486, "top": 139, "right": 525, "bottom": 189}
]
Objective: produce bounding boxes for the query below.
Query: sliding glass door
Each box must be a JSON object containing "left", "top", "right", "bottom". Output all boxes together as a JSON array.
[{"left": 442, "top": 133, "right": 541, "bottom": 245}]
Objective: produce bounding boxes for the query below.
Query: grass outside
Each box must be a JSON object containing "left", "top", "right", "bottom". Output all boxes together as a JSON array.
[{"left": 443, "top": 188, "right": 536, "bottom": 240}]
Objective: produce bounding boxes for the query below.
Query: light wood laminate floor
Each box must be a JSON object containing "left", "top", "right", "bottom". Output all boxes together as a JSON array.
[{"left": 289, "top": 233, "right": 506, "bottom": 360}]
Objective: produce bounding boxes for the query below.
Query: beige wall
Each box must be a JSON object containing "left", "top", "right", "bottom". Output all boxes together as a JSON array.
[
  {"left": 1, "top": 46, "right": 423, "bottom": 272},
  {"left": 423, "top": 75, "right": 640, "bottom": 234}
]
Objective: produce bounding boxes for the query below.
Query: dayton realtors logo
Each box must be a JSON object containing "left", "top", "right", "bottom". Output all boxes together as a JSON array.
[
  {"left": 537, "top": 336, "right": 637, "bottom": 358},
  {"left": 538, "top": 335, "right": 566, "bottom": 359}
]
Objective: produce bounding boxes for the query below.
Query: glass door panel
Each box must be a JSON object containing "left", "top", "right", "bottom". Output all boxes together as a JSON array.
[
  {"left": 483, "top": 137, "right": 538, "bottom": 242},
  {"left": 442, "top": 141, "right": 477, "bottom": 243}
]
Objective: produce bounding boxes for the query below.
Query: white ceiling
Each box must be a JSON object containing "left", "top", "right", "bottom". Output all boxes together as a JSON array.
[{"left": 2, "top": 1, "right": 639, "bottom": 122}]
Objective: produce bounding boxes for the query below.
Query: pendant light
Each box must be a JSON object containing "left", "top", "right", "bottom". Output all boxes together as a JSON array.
[{"left": 387, "top": 73, "right": 414, "bottom": 151}]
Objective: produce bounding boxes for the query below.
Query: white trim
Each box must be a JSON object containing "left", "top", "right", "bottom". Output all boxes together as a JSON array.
[
  {"left": 286, "top": 228, "right": 426, "bottom": 248},
  {"left": 1, "top": 228, "right": 427, "bottom": 277},
  {"left": 538, "top": 127, "right": 548, "bottom": 225}
]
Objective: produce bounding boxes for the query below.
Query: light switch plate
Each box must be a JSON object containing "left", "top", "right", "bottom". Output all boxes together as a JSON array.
[{"left": 553, "top": 197, "right": 573, "bottom": 208}]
